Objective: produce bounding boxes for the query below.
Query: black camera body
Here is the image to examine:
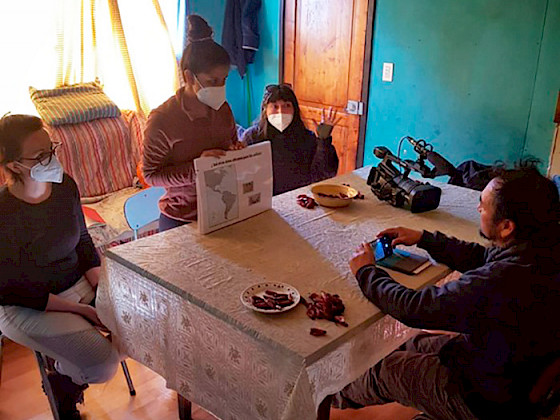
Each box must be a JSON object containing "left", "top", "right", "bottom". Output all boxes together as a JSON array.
[{"left": 366, "top": 139, "right": 454, "bottom": 213}]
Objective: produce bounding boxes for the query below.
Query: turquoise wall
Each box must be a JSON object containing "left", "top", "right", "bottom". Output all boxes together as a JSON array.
[
  {"left": 524, "top": 0, "right": 560, "bottom": 164},
  {"left": 187, "top": 1, "right": 559, "bottom": 169},
  {"left": 364, "top": 0, "right": 560, "bottom": 170},
  {"left": 189, "top": 0, "right": 280, "bottom": 128}
]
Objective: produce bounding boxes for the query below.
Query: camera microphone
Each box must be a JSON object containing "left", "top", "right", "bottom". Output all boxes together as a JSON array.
[
  {"left": 407, "top": 137, "right": 456, "bottom": 177},
  {"left": 426, "top": 151, "right": 456, "bottom": 176}
]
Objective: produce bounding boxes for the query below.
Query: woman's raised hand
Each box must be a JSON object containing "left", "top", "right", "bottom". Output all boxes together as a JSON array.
[{"left": 314, "top": 107, "right": 341, "bottom": 139}]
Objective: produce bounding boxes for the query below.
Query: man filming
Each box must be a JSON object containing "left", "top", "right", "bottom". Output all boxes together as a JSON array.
[{"left": 336, "top": 166, "right": 560, "bottom": 419}]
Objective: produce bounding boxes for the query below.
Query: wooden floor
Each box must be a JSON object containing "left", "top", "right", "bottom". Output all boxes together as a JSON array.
[{"left": 0, "top": 339, "right": 419, "bottom": 420}]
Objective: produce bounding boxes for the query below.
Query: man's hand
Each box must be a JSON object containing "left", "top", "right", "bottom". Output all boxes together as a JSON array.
[
  {"left": 229, "top": 141, "right": 246, "bottom": 150},
  {"left": 377, "top": 227, "right": 423, "bottom": 247},
  {"left": 349, "top": 242, "right": 375, "bottom": 276},
  {"left": 201, "top": 149, "right": 227, "bottom": 158}
]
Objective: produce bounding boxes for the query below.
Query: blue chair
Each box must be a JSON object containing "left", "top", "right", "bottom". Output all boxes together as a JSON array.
[
  {"left": 124, "top": 187, "right": 165, "bottom": 240},
  {"left": 123, "top": 186, "right": 193, "bottom": 419}
]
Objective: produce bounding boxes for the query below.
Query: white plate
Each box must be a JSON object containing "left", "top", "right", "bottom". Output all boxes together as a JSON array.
[{"left": 240, "top": 282, "right": 300, "bottom": 314}]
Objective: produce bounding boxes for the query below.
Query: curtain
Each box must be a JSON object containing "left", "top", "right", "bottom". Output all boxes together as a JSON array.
[
  {"left": 0, "top": 1, "right": 59, "bottom": 116},
  {"left": 0, "top": 0, "right": 181, "bottom": 118},
  {"left": 56, "top": 0, "right": 180, "bottom": 118}
]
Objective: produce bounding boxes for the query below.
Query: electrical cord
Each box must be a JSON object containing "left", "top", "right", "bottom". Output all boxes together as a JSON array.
[{"left": 396, "top": 136, "right": 409, "bottom": 174}]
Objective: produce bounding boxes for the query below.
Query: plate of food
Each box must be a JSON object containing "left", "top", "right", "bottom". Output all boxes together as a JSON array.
[{"left": 240, "top": 282, "right": 300, "bottom": 313}]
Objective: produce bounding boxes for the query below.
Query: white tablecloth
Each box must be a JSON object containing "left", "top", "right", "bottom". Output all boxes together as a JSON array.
[{"left": 97, "top": 167, "right": 482, "bottom": 420}]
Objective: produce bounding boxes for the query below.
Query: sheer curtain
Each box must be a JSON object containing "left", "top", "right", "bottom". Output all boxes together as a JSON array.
[
  {"left": 0, "top": 1, "right": 59, "bottom": 115},
  {"left": 0, "top": 0, "right": 181, "bottom": 118}
]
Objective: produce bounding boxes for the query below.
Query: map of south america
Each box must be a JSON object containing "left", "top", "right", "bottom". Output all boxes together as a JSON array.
[{"left": 203, "top": 165, "right": 239, "bottom": 226}]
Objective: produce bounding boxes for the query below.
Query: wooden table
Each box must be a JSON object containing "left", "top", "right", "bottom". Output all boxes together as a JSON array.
[{"left": 97, "top": 167, "right": 482, "bottom": 420}]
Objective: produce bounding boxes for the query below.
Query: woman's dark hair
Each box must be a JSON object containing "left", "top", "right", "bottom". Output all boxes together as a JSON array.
[
  {"left": 491, "top": 161, "right": 560, "bottom": 243},
  {"left": 257, "top": 84, "right": 306, "bottom": 139},
  {"left": 0, "top": 114, "right": 43, "bottom": 183},
  {"left": 179, "top": 15, "right": 230, "bottom": 77}
]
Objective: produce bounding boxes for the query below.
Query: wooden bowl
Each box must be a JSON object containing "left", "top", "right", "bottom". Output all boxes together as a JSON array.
[{"left": 311, "top": 184, "right": 358, "bottom": 208}]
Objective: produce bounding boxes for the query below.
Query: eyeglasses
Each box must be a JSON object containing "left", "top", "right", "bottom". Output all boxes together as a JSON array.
[
  {"left": 20, "top": 142, "right": 61, "bottom": 167},
  {"left": 265, "top": 83, "right": 293, "bottom": 92}
]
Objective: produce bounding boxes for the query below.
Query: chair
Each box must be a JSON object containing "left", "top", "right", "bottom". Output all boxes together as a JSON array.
[
  {"left": 123, "top": 186, "right": 193, "bottom": 419},
  {"left": 118, "top": 188, "right": 166, "bottom": 398},
  {"left": 0, "top": 335, "right": 135, "bottom": 410},
  {"left": 35, "top": 351, "right": 61, "bottom": 420},
  {"left": 124, "top": 187, "right": 165, "bottom": 240},
  {"left": 35, "top": 351, "right": 136, "bottom": 420}
]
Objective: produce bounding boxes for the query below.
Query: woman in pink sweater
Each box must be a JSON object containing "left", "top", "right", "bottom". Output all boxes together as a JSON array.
[{"left": 142, "top": 15, "right": 244, "bottom": 232}]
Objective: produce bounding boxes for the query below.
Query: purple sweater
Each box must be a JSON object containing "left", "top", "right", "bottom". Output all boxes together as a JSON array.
[{"left": 242, "top": 124, "right": 339, "bottom": 195}]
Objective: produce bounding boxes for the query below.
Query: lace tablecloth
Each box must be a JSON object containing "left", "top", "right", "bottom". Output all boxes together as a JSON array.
[{"left": 97, "top": 167, "right": 482, "bottom": 420}]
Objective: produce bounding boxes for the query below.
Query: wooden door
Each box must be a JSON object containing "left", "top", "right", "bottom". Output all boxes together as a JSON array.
[
  {"left": 283, "top": 0, "right": 369, "bottom": 174},
  {"left": 549, "top": 93, "right": 560, "bottom": 176},
  {"left": 549, "top": 125, "right": 560, "bottom": 176}
]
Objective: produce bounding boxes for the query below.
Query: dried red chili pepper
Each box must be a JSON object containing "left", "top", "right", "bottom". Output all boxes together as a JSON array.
[
  {"left": 310, "top": 328, "right": 327, "bottom": 336},
  {"left": 296, "top": 194, "right": 317, "bottom": 209},
  {"left": 333, "top": 315, "right": 348, "bottom": 327},
  {"left": 304, "top": 291, "right": 347, "bottom": 326},
  {"left": 252, "top": 292, "right": 294, "bottom": 310}
]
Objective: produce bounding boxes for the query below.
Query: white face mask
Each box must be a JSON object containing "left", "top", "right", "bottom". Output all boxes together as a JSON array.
[
  {"left": 19, "top": 155, "right": 64, "bottom": 183},
  {"left": 194, "top": 75, "right": 226, "bottom": 110},
  {"left": 267, "top": 113, "right": 293, "bottom": 132}
]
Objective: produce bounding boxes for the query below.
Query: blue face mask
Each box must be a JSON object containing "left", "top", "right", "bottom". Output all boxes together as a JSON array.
[{"left": 19, "top": 155, "right": 64, "bottom": 183}]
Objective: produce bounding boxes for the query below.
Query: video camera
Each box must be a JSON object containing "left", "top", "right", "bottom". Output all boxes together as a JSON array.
[{"left": 366, "top": 137, "right": 456, "bottom": 213}]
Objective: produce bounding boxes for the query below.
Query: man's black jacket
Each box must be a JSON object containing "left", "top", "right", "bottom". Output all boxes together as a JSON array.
[{"left": 357, "top": 230, "right": 560, "bottom": 419}]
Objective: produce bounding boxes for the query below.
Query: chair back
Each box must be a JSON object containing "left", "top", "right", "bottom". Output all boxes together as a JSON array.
[{"left": 124, "top": 187, "right": 165, "bottom": 240}]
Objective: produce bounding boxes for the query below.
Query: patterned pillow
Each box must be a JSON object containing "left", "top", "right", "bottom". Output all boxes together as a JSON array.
[{"left": 29, "top": 81, "right": 120, "bottom": 126}]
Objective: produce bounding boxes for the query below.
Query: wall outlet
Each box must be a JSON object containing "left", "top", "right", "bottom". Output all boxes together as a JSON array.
[{"left": 382, "top": 62, "right": 394, "bottom": 82}]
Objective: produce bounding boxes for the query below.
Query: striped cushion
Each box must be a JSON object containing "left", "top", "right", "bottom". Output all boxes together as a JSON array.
[
  {"left": 121, "top": 109, "right": 145, "bottom": 161},
  {"left": 48, "top": 117, "right": 136, "bottom": 197},
  {"left": 29, "top": 82, "right": 120, "bottom": 126}
]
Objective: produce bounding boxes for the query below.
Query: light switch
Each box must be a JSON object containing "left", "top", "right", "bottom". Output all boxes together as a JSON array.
[{"left": 382, "top": 62, "right": 394, "bottom": 82}]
